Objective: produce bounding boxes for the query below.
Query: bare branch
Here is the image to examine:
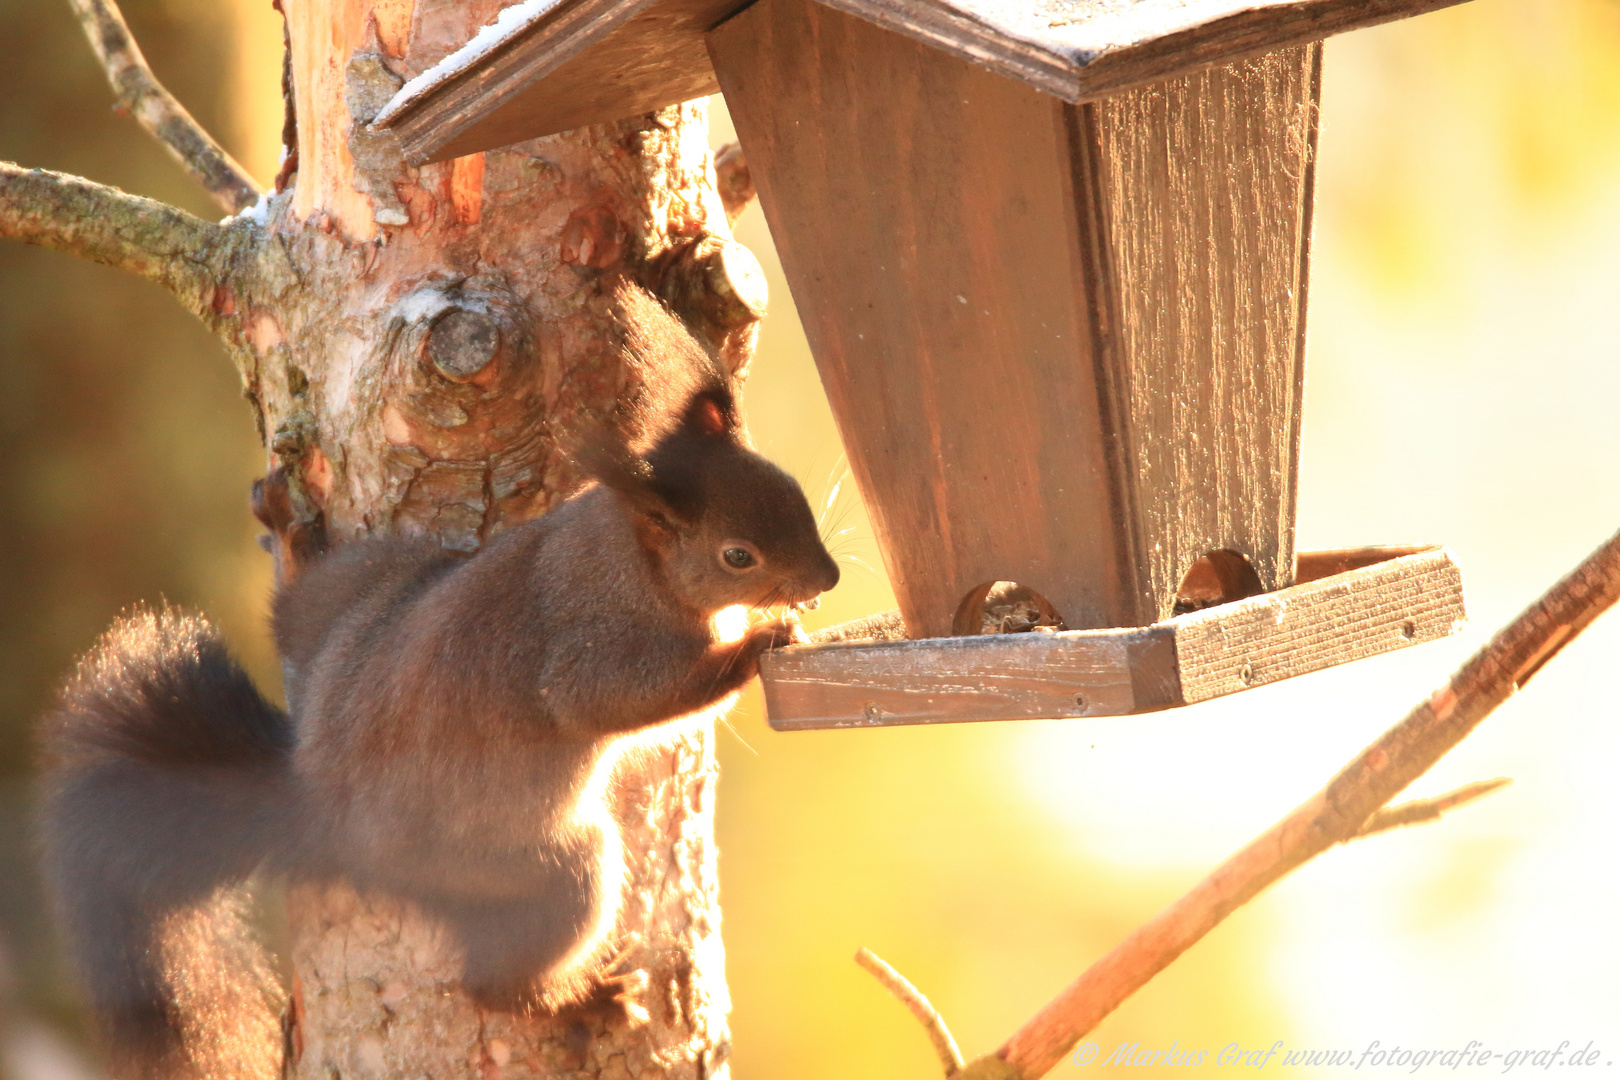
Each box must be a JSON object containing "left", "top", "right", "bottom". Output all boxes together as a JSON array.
[
  {"left": 713, "top": 142, "right": 756, "bottom": 227},
  {"left": 1354, "top": 778, "right": 1511, "bottom": 839},
  {"left": 66, "top": 0, "right": 261, "bottom": 214},
  {"left": 0, "top": 162, "right": 234, "bottom": 319},
  {"left": 978, "top": 525, "right": 1620, "bottom": 1079},
  {"left": 855, "top": 948, "right": 965, "bottom": 1076}
]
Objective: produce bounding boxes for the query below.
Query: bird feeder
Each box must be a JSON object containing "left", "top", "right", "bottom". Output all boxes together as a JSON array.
[{"left": 376, "top": 0, "right": 1470, "bottom": 729}]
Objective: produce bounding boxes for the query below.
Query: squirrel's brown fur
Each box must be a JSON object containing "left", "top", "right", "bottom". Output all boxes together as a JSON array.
[{"left": 38, "top": 287, "right": 838, "bottom": 1079}]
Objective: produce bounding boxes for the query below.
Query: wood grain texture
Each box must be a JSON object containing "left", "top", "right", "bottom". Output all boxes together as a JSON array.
[
  {"left": 377, "top": 0, "right": 1467, "bottom": 162},
  {"left": 1295, "top": 543, "right": 1437, "bottom": 583},
  {"left": 824, "top": 0, "right": 1472, "bottom": 103},
  {"left": 713, "top": 0, "right": 1127, "bottom": 638},
  {"left": 1175, "top": 546, "right": 1465, "bottom": 703},
  {"left": 1084, "top": 42, "right": 1320, "bottom": 621},
  {"left": 1063, "top": 0, "right": 1471, "bottom": 101},
  {"left": 762, "top": 628, "right": 1159, "bottom": 731},
  {"left": 760, "top": 549, "right": 1465, "bottom": 731},
  {"left": 386, "top": 0, "right": 740, "bottom": 164},
  {"left": 712, "top": 0, "right": 1318, "bottom": 635},
  {"left": 803, "top": 546, "right": 1441, "bottom": 644}
]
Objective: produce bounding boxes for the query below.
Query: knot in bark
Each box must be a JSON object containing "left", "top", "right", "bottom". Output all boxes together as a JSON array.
[
  {"left": 428, "top": 308, "right": 500, "bottom": 382},
  {"left": 658, "top": 235, "right": 768, "bottom": 333}
]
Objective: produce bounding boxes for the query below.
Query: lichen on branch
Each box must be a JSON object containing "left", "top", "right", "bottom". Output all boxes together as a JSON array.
[
  {"left": 65, "top": 0, "right": 261, "bottom": 214},
  {"left": 0, "top": 162, "right": 237, "bottom": 319}
]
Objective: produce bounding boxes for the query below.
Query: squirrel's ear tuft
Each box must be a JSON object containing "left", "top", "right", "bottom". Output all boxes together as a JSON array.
[
  {"left": 575, "top": 440, "right": 644, "bottom": 492},
  {"left": 679, "top": 388, "right": 738, "bottom": 438},
  {"left": 571, "top": 432, "right": 677, "bottom": 525},
  {"left": 694, "top": 397, "right": 726, "bottom": 436},
  {"left": 573, "top": 424, "right": 660, "bottom": 505}
]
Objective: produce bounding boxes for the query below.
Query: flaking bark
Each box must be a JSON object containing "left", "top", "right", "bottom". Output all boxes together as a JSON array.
[{"left": 1, "top": 0, "right": 756, "bottom": 1071}]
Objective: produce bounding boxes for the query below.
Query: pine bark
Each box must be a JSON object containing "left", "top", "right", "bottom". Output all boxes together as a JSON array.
[
  {"left": 261, "top": 0, "right": 745, "bottom": 1068},
  {"left": 3, "top": 0, "right": 754, "bottom": 1072}
]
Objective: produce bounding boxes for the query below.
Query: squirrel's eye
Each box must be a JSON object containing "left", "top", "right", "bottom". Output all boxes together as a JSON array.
[{"left": 722, "top": 547, "right": 755, "bottom": 569}]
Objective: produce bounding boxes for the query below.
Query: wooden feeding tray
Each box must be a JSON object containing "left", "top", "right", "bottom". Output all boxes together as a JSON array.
[
  {"left": 376, "top": 0, "right": 1477, "bottom": 725},
  {"left": 761, "top": 546, "right": 1465, "bottom": 730}
]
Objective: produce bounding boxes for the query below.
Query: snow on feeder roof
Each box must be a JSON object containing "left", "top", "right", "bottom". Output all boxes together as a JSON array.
[
  {"left": 375, "top": 0, "right": 1473, "bottom": 730},
  {"left": 375, "top": 0, "right": 1471, "bottom": 164}
]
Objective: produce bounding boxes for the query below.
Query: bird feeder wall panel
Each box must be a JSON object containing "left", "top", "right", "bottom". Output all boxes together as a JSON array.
[{"left": 709, "top": 0, "right": 1320, "bottom": 637}]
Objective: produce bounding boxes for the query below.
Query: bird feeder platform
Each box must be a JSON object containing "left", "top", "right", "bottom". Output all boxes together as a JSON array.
[
  {"left": 760, "top": 546, "right": 1465, "bottom": 730},
  {"left": 376, "top": 0, "right": 1476, "bottom": 727}
]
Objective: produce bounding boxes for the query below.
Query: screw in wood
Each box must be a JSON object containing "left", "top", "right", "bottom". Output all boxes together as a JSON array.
[
  {"left": 863, "top": 702, "right": 882, "bottom": 723},
  {"left": 1238, "top": 663, "right": 1255, "bottom": 686},
  {"left": 1401, "top": 620, "right": 1417, "bottom": 640}
]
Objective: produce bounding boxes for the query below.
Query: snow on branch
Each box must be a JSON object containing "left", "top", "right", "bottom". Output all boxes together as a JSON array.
[
  {"left": 0, "top": 162, "right": 233, "bottom": 315},
  {"left": 66, "top": 0, "right": 261, "bottom": 215}
]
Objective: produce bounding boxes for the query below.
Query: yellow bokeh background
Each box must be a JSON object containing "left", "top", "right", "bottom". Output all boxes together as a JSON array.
[
  {"left": 1, "top": 0, "right": 1617, "bottom": 1076},
  {"left": 711, "top": 2, "right": 1620, "bottom": 1075}
]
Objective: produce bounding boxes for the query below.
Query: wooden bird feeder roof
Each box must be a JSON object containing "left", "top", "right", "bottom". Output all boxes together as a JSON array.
[
  {"left": 376, "top": 0, "right": 1475, "bottom": 731},
  {"left": 376, "top": 0, "right": 1471, "bottom": 164}
]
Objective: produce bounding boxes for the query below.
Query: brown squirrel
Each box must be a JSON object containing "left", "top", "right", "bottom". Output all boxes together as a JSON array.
[{"left": 37, "top": 288, "right": 839, "bottom": 1080}]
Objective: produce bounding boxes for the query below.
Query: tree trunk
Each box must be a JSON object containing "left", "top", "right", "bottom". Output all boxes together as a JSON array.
[
  {"left": 245, "top": 0, "right": 750, "bottom": 1065},
  {"left": 2, "top": 0, "right": 757, "bottom": 1071}
]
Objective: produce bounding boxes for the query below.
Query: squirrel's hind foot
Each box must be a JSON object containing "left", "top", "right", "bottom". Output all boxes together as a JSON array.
[
  {"left": 592, "top": 955, "right": 651, "bottom": 1028},
  {"left": 251, "top": 466, "right": 327, "bottom": 583}
]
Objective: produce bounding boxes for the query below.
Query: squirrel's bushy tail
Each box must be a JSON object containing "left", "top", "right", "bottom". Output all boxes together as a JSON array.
[{"left": 39, "top": 607, "right": 292, "bottom": 1080}]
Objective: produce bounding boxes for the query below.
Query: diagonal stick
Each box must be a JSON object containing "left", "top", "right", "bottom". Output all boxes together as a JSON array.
[
  {"left": 977, "top": 526, "right": 1620, "bottom": 1078},
  {"left": 66, "top": 0, "right": 261, "bottom": 214}
]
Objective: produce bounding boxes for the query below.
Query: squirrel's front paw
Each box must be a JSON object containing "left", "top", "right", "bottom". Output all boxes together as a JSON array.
[
  {"left": 750, "top": 614, "right": 808, "bottom": 652},
  {"left": 582, "top": 940, "right": 651, "bottom": 1026}
]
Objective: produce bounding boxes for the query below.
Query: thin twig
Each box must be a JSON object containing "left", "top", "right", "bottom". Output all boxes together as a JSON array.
[
  {"left": 713, "top": 143, "right": 756, "bottom": 228},
  {"left": 0, "top": 161, "right": 234, "bottom": 319},
  {"left": 1355, "top": 778, "right": 1511, "bottom": 838},
  {"left": 855, "top": 948, "right": 964, "bottom": 1076},
  {"left": 65, "top": 0, "right": 261, "bottom": 215},
  {"left": 976, "top": 526, "right": 1620, "bottom": 1079}
]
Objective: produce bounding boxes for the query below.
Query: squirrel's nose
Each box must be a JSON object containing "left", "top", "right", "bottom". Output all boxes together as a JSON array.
[{"left": 816, "top": 552, "right": 840, "bottom": 593}]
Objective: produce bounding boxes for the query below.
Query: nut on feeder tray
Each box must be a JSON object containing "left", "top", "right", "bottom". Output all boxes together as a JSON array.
[{"left": 375, "top": 0, "right": 1472, "bottom": 729}]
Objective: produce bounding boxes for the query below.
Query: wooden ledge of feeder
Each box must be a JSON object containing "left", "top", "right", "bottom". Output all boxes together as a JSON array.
[
  {"left": 759, "top": 546, "right": 1465, "bottom": 731},
  {"left": 375, "top": 0, "right": 1475, "bottom": 164}
]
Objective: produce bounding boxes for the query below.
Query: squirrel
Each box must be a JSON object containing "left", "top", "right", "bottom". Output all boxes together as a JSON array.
[{"left": 37, "top": 286, "right": 840, "bottom": 1080}]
